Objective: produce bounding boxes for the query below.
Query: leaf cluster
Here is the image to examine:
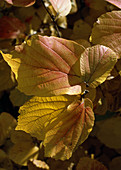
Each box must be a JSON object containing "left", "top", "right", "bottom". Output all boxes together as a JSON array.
[{"left": 0, "top": 0, "right": 121, "bottom": 169}]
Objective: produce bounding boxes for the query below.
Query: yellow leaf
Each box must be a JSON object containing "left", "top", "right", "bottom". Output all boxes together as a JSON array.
[{"left": 16, "top": 95, "right": 94, "bottom": 160}]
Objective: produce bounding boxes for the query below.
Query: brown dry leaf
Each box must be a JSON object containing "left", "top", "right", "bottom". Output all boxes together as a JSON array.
[
  {"left": 14, "top": 6, "right": 47, "bottom": 31},
  {"left": 70, "top": 19, "right": 92, "bottom": 40},
  {"left": 0, "top": 54, "right": 16, "bottom": 92},
  {"left": 0, "top": 149, "right": 13, "bottom": 170},
  {"left": 10, "top": 88, "right": 32, "bottom": 106},
  {"left": 28, "top": 159, "right": 49, "bottom": 170},
  {"left": 85, "top": 0, "right": 107, "bottom": 11},
  {"left": 109, "top": 156, "right": 121, "bottom": 170},
  {"left": 0, "top": 112, "right": 17, "bottom": 146},
  {"left": 9, "top": 130, "right": 39, "bottom": 166},
  {"left": 76, "top": 157, "right": 108, "bottom": 170},
  {"left": 0, "top": 39, "right": 14, "bottom": 52},
  {"left": 97, "top": 117, "right": 121, "bottom": 149}
]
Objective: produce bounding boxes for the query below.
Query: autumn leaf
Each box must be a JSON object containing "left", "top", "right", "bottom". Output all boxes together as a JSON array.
[
  {"left": 9, "top": 130, "right": 39, "bottom": 166},
  {"left": 105, "top": 0, "right": 121, "bottom": 9},
  {"left": 76, "top": 157, "right": 108, "bottom": 170},
  {"left": 5, "top": 0, "right": 35, "bottom": 7},
  {"left": 109, "top": 157, "right": 121, "bottom": 170},
  {"left": 0, "top": 112, "right": 17, "bottom": 146},
  {"left": 28, "top": 159, "right": 49, "bottom": 170},
  {"left": 10, "top": 88, "right": 32, "bottom": 106},
  {"left": 0, "top": 16, "right": 26, "bottom": 39},
  {"left": 1, "top": 35, "right": 84, "bottom": 97},
  {"left": 0, "top": 54, "right": 16, "bottom": 92},
  {"left": 16, "top": 95, "right": 94, "bottom": 160},
  {"left": 96, "top": 33, "right": 121, "bottom": 58},
  {"left": 0, "top": 149, "right": 13, "bottom": 170},
  {"left": 91, "top": 11, "right": 121, "bottom": 44},
  {"left": 79, "top": 45, "right": 118, "bottom": 88},
  {"left": 96, "top": 117, "right": 121, "bottom": 149},
  {"left": 49, "top": 0, "right": 72, "bottom": 16}
]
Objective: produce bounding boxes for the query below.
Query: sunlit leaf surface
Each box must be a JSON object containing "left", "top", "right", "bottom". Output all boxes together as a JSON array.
[
  {"left": 105, "top": 0, "right": 121, "bottom": 9},
  {"left": 28, "top": 160, "right": 49, "bottom": 170},
  {"left": 5, "top": 0, "right": 35, "bottom": 7},
  {"left": 91, "top": 11, "right": 121, "bottom": 44},
  {"left": 1, "top": 35, "right": 84, "bottom": 97},
  {"left": 97, "top": 33, "right": 121, "bottom": 58},
  {"left": 49, "top": 0, "right": 72, "bottom": 16},
  {"left": 79, "top": 45, "right": 118, "bottom": 88},
  {"left": 16, "top": 95, "right": 94, "bottom": 160}
]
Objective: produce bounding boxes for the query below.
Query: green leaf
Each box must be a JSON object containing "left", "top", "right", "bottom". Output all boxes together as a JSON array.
[
  {"left": 16, "top": 95, "right": 94, "bottom": 160},
  {"left": 1, "top": 35, "right": 84, "bottom": 97},
  {"left": 91, "top": 11, "right": 121, "bottom": 44},
  {"left": 79, "top": 45, "right": 118, "bottom": 88}
]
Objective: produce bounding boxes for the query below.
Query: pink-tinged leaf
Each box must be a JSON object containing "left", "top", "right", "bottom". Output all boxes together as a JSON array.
[
  {"left": 49, "top": 0, "right": 72, "bottom": 16},
  {"left": 105, "top": 0, "right": 121, "bottom": 9},
  {"left": 98, "top": 33, "right": 121, "bottom": 58},
  {"left": 1, "top": 35, "right": 85, "bottom": 97},
  {"left": 91, "top": 11, "right": 121, "bottom": 44},
  {"left": 79, "top": 45, "right": 118, "bottom": 88},
  {"left": 16, "top": 95, "right": 94, "bottom": 160},
  {"left": 0, "top": 16, "right": 26, "bottom": 39},
  {"left": 76, "top": 157, "right": 108, "bottom": 170},
  {"left": 5, "top": 0, "right": 35, "bottom": 7}
]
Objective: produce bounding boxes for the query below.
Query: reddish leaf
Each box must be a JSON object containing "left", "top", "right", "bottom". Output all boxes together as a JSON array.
[
  {"left": 1, "top": 35, "right": 84, "bottom": 96},
  {"left": 5, "top": 0, "right": 35, "bottom": 7},
  {"left": 0, "top": 16, "right": 26, "bottom": 39}
]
